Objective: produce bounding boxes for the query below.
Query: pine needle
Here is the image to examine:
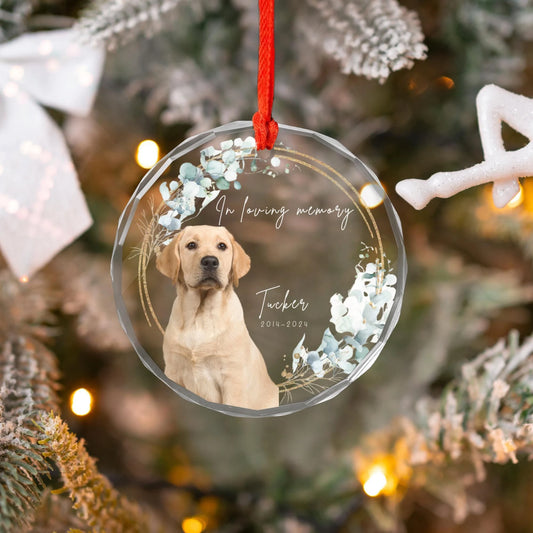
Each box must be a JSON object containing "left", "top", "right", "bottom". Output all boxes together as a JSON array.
[{"left": 38, "top": 413, "right": 159, "bottom": 533}]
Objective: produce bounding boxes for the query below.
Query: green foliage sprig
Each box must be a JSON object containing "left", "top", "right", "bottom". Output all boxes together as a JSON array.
[
  {"left": 0, "top": 337, "right": 59, "bottom": 532},
  {"left": 38, "top": 413, "right": 158, "bottom": 533}
]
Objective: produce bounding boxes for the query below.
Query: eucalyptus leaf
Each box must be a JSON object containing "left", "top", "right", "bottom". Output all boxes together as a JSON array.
[
  {"left": 220, "top": 140, "right": 233, "bottom": 150},
  {"left": 215, "top": 177, "right": 230, "bottom": 190},
  {"left": 159, "top": 182, "right": 170, "bottom": 201},
  {"left": 179, "top": 162, "right": 199, "bottom": 181},
  {"left": 206, "top": 160, "right": 226, "bottom": 178}
]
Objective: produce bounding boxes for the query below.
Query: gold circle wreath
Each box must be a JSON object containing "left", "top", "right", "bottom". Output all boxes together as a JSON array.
[{"left": 135, "top": 142, "right": 387, "bottom": 397}]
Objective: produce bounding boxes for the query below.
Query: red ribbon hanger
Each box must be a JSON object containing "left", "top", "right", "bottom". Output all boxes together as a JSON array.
[{"left": 253, "top": 0, "right": 278, "bottom": 150}]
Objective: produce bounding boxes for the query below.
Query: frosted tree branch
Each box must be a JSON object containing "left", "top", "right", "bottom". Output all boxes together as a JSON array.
[
  {"left": 0, "top": 0, "right": 33, "bottom": 43},
  {"left": 39, "top": 413, "right": 158, "bottom": 532},
  {"left": 75, "top": 0, "right": 187, "bottom": 48},
  {"left": 0, "top": 338, "right": 60, "bottom": 532},
  {"left": 300, "top": 0, "right": 427, "bottom": 82},
  {"left": 354, "top": 330, "right": 533, "bottom": 526}
]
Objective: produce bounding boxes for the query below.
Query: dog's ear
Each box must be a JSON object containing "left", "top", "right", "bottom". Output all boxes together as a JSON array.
[
  {"left": 230, "top": 234, "right": 251, "bottom": 288},
  {"left": 156, "top": 232, "right": 182, "bottom": 284}
]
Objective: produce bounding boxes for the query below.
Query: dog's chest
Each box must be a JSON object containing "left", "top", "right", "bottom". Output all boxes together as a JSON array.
[
  {"left": 163, "top": 326, "right": 240, "bottom": 404},
  {"left": 175, "top": 355, "right": 226, "bottom": 403},
  {"left": 162, "top": 292, "right": 249, "bottom": 400},
  {"left": 170, "top": 316, "right": 227, "bottom": 354},
  {"left": 166, "top": 292, "right": 242, "bottom": 355}
]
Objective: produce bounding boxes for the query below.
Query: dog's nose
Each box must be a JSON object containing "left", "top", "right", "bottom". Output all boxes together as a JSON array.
[{"left": 201, "top": 255, "right": 219, "bottom": 269}]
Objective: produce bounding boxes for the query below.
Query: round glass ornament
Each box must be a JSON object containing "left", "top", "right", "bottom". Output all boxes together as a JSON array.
[{"left": 111, "top": 121, "right": 406, "bottom": 417}]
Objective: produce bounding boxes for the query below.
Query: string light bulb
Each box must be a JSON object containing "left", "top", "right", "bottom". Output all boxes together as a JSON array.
[
  {"left": 360, "top": 183, "right": 385, "bottom": 208},
  {"left": 363, "top": 465, "right": 388, "bottom": 497},
  {"left": 70, "top": 388, "right": 93, "bottom": 416},
  {"left": 437, "top": 76, "right": 455, "bottom": 89},
  {"left": 507, "top": 183, "right": 524, "bottom": 208},
  {"left": 19, "top": 275, "right": 29, "bottom": 283},
  {"left": 135, "top": 139, "right": 160, "bottom": 169},
  {"left": 181, "top": 516, "right": 207, "bottom": 533}
]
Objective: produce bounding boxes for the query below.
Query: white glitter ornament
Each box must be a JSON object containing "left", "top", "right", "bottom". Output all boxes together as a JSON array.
[
  {"left": 0, "top": 29, "right": 105, "bottom": 279},
  {"left": 396, "top": 84, "right": 533, "bottom": 209}
]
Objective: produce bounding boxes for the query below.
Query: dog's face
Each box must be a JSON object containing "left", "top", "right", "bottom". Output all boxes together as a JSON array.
[{"left": 156, "top": 225, "right": 251, "bottom": 290}]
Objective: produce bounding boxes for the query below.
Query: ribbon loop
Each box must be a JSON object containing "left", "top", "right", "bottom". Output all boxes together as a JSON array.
[{"left": 253, "top": 111, "right": 278, "bottom": 151}]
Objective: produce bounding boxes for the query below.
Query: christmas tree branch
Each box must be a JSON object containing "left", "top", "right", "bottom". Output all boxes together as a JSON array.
[
  {"left": 38, "top": 413, "right": 159, "bottom": 533},
  {"left": 0, "top": 337, "right": 60, "bottom": 532},
  {"left": 353, "top": 330, "right": 533, "bottom": 528},
  {"left": 443, "top": 0, "right": 533, "bottom": 91},
  {"left": 300, "top": 0, "right": 427, "bottom": 82},
  {"left": 75, "top": 0, "right": 193, "bottom": 48},
  {"left": 0, "top": 265, "right": 137, "bottom": 531},
  {"left": 0, "top": 0, "right": 33, "bottom": 43}
]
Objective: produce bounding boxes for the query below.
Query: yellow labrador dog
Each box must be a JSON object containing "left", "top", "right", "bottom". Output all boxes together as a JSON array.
[{"left": 156, "top": 225, "right": 279, "bottom": 409}]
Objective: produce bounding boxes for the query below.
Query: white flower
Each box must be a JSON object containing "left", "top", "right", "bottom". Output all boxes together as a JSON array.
[
  {"left": 331, "top": 257, "right": 397, "bottom": 352},
  {"left": 182, "top": 181, "right": 201, "bottom": 198},
  {"left": 366, "top": 262, "right": 377, "bottom": 274},
  {"left": 158, "top": 211, "right": 181, "bottom": 231},
  {"left": 330, "top": 293, "right": 365, "bottom": 335},
  {"left": 327, "top": 345, "right": 355, "bottom": 374},
  {"left": 224, "top": 169, "right": 237, "bottom": 182},
  {"left": 306, "top": 351, "right": 329, "bottom": 377},
  {"left": 292, "top": 334, "right": 307, "bottom": 372},
  {"left": 240, "top": 136, "right": 256, "bottom": 154},
  {"left": 220, "top": 140, "right": 233, "bottom": 150},
  {"left": 384, "top": 273, "right": 397, "bottom": 286},
  {"left": 318, "top": 328, "right": 339, "bottom": 356}
]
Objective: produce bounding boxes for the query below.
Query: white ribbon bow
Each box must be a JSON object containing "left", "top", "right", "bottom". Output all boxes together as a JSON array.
[{"left": 0, "top": 28, "right": 105, "bottom": 279}]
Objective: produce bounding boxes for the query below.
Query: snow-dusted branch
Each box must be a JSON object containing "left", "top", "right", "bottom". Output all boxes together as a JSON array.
[
  {"left": 300, "top": 0, "right": 427, "bottom": 82},
  {"left": 75, "top": 0, "right": 188, "bottom": 48}
]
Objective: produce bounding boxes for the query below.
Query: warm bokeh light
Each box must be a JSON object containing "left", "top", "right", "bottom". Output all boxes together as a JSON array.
[
  {"left": 181, "top": 516, "right": 207, "bottom": 533},
  {"left": 360, "top": 183, "right": 385, "bottom": 208},
  {"left": 363, "top": 465, "right": 388, "bottom": 497},
  {"left": 70, "top": 388, "right": 93, "bottom": 416},
  {"left": 407, "top": 77, "right": 428, "bottom": 95},
  {"left": 355, "top": 452, "right": 408, "bottom": 499},
  {"left": 507, "top": 183, "right": 524, "bottom": 208},
  {"left": 437, "top": 76, "right": 455, "bottom": 89},
  {"left": 485, "top": 181, "right": 525, "bottom": 209},
  {"left": 19, "top": 275, "right": 29, "bottom": 283},
  {"left": 135, "top": 139, "right": 160, "bottom": 169}
]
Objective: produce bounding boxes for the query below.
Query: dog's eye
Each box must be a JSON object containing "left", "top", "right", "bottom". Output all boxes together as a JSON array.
[
  {"left": 217, "top": 242, "right": 227, "bottom": 250},
  {"left": 186, "top": 242, "right": 197, "bottom": 250}
]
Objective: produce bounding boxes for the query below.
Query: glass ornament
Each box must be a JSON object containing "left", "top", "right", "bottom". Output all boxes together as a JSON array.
[{"left": 111, "top": 121, "right": 406, "bottom": 417}]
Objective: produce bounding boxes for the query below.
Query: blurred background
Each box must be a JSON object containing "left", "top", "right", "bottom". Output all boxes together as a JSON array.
[{"left": 1, "top": 0, "right": 533, "bottom": 531}]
